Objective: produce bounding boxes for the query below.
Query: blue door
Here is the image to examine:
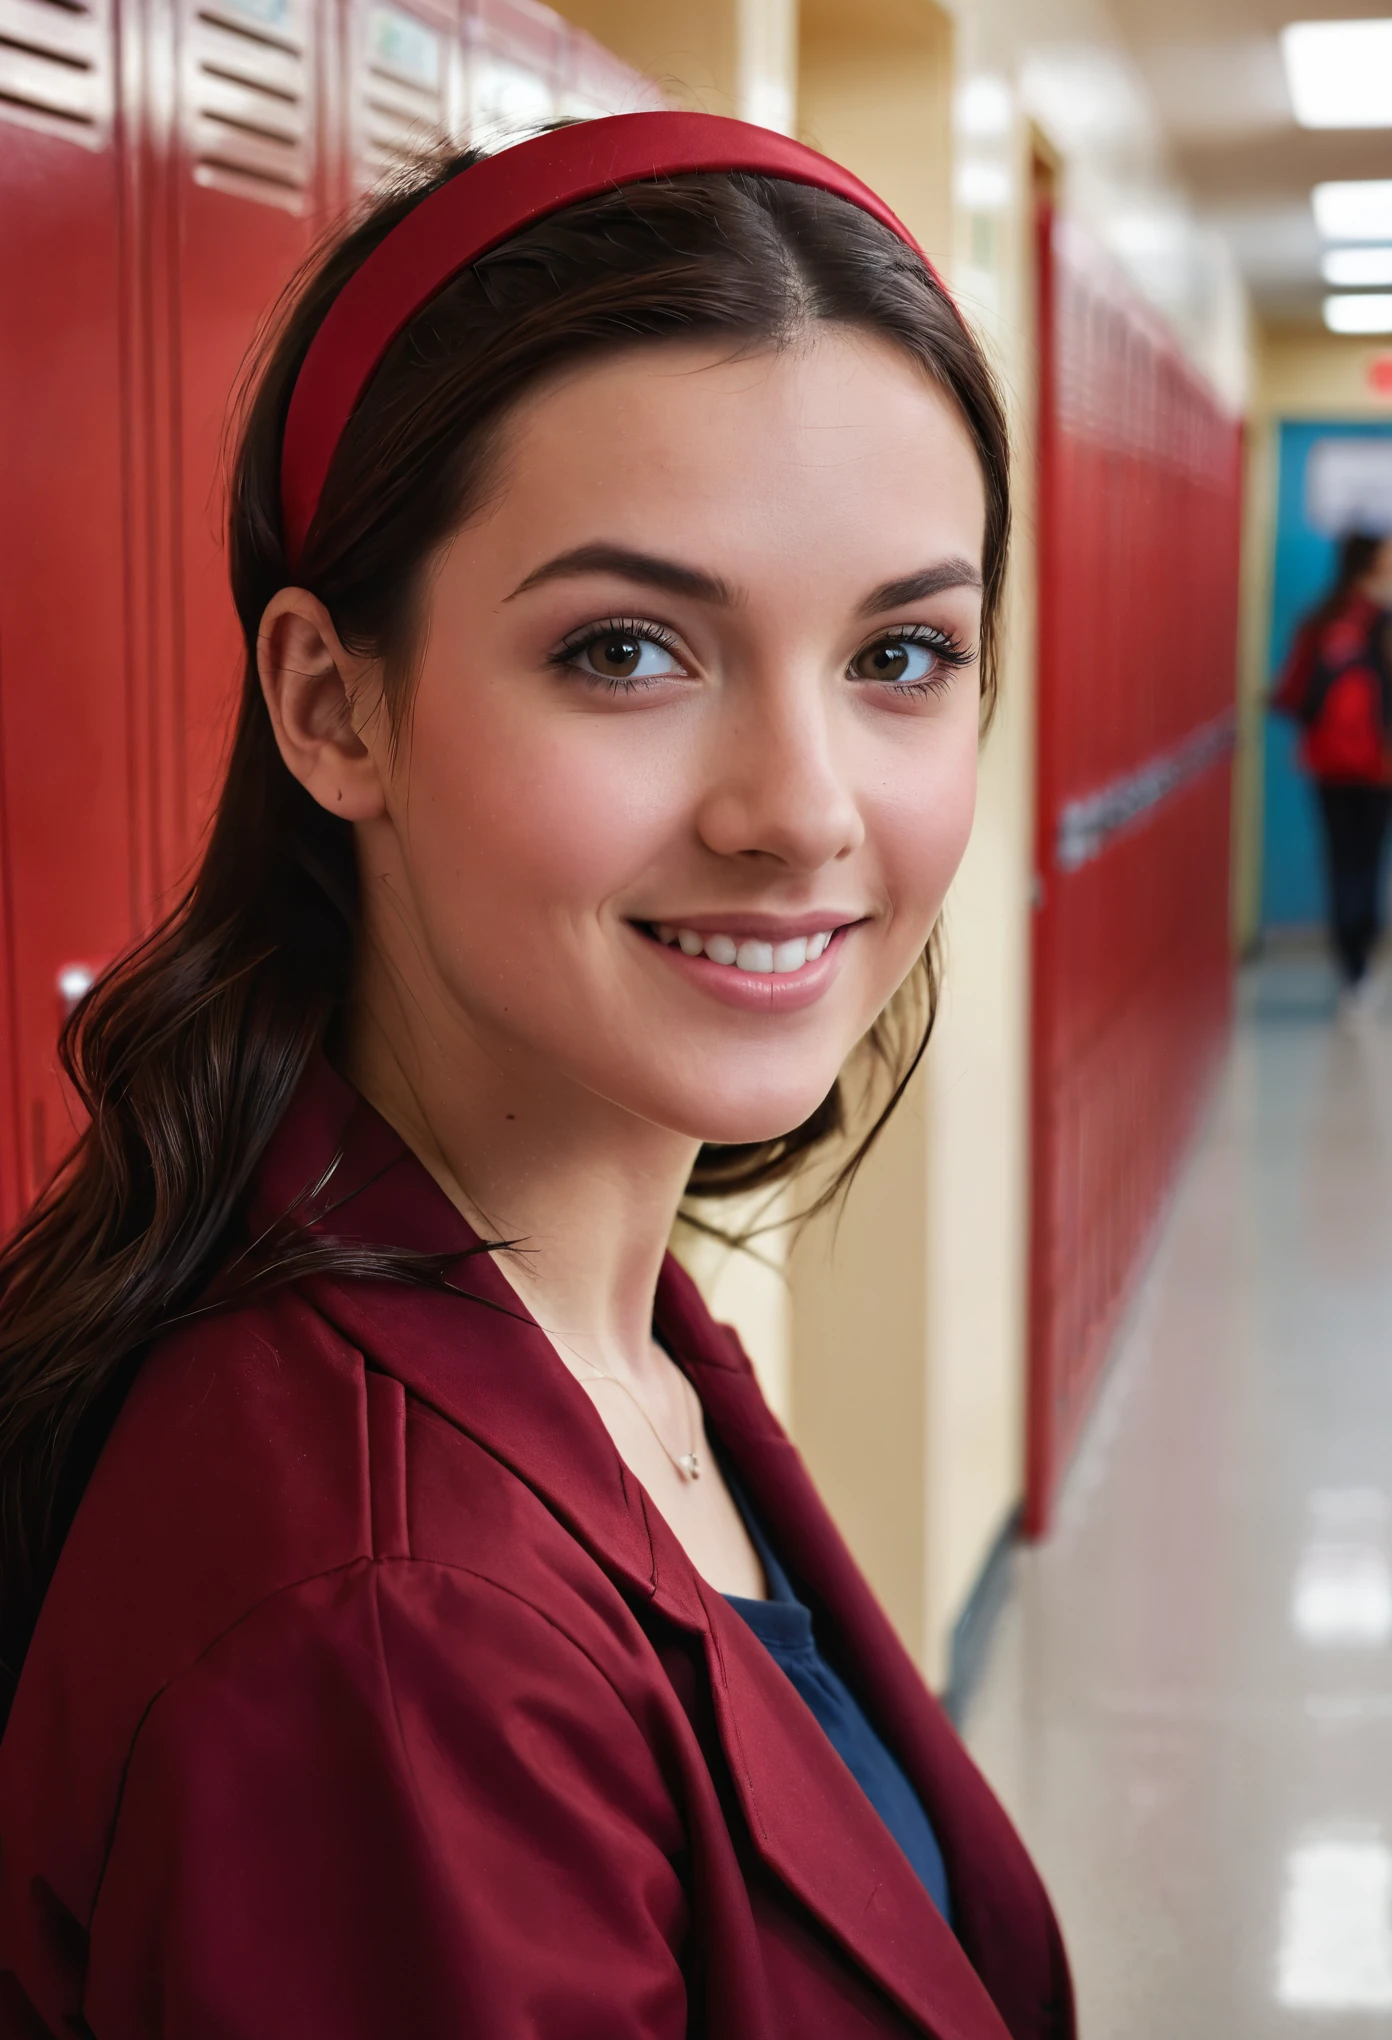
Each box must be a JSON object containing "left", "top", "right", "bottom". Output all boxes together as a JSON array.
[{"left": 1263, "top": 420, "right": 1392, "bottom": 929}]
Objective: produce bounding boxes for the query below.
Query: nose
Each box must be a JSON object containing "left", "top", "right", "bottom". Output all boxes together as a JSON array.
[{"left": 693, "top": 669, "right": 865, "bottom": 872}]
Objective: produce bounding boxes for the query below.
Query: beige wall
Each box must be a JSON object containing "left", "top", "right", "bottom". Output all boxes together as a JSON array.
[
  {"left": 1258, "top": 328, "right": 1392, "bottom": 421},
  {"left": 798, "top": 0, "right": 953, "bottom": 264},
  {"left": 558, "top": 0, "right": 796, "bottom": 128},
  {"left": 556, "top": 0, "right": 740, "bottom": 113}
]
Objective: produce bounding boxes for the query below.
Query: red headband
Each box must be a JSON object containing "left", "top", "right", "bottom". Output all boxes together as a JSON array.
[{"left": 279, "top": 111, "right": 930, "bottom": 565}]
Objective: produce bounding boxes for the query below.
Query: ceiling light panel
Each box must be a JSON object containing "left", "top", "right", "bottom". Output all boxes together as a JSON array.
[
  {"left": 1314, "top": 181, "right": 1392, "bottom": 241},
  {"left": 956, "top": 75, "right": 1012, "bottom": 140},
  {"left": 1325, "top": 292, "right": 1392, "bottom": 333},
  {"left": 1282, "top": 20, "right": 1392, "bottom": 128},
  {"left": 1323, "top": 246, "right": 1392, "bottom": 285}
]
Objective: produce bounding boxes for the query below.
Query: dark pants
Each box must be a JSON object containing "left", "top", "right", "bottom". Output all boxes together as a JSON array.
[{"left": 1317, "top": 782, "right": 1392, "bottom": 984}]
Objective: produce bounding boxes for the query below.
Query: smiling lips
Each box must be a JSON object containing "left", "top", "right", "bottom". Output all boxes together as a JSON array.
[{"left": 652, "top": 925, "right": 835, "bottom": 975}]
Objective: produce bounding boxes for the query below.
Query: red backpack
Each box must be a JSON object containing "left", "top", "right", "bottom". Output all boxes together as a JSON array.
[{"left": 1286, "top": 600, "right": 1392, "bottom": 784}]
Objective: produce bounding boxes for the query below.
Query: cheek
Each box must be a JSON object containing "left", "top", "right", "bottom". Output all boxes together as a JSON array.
[
  {"left": 876, "top": 719, "right": 980, "bottom": 936},
  {"left": 394, "top": 683, "right": 687, "bottom": 934}
]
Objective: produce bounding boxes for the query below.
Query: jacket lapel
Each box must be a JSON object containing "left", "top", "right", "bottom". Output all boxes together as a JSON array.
[
  {"left": 655, "top": 1258, "right": 1070, "bottom": 2040},
  {"left": 248, "top": 1063, "right": 1027, "bottom": 2037}
]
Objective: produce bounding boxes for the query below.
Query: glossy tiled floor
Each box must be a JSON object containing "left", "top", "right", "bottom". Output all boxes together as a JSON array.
[{"left": 965, "top": 949, "right": 1392, "bottom": 2038}]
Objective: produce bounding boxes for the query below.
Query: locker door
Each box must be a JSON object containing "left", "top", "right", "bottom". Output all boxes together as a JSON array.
[
  {"left": 347, "top": 0, "right": 461, "bottom": 196},
  {"left": 1026, "top": 212, "right": 1240, "bottom": 1533},
  {"left": 162, "top": 0, "right": 324, "bottom": 884},
  {"left": 0, "top": 0, "right": 133, "bottom": 1217}
]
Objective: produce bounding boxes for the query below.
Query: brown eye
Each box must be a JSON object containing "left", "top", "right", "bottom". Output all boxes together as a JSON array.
[
  {"left": 565, "top": 627, "right": 685, "bottom": 685},
  {"left": 588, "top": 634, "right": 643, "bottom": 678},
  {"left": 851, "top": 637, "right": 940, "bottom": 685}
]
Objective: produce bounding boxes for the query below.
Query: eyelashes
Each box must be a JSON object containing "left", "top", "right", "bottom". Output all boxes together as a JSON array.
[
  {"left": 848, "top": 624, "right": 975, "bottom": 697},
  {"left": 547, "top": 616, "right": 977, "bottom": 696},
  {"left": 548, "top": 617, "right": 688, "bottom": 690}
]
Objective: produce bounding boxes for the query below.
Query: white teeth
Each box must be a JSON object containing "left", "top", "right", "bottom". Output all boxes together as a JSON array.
[
  {"left": 659, "top": 926, "right": 836, "bottom": 972},
  {"left": 735, "top": 939, "right": 774, "bottom": 973}
]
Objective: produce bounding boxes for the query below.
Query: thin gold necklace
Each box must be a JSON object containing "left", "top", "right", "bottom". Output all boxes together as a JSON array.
[{"left": 577, "top": 1357, "right": 703, "bottom": 1482}]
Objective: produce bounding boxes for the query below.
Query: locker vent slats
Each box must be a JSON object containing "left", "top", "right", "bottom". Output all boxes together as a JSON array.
[
  {"left": 0, "top": 0, "right": 112, "bottom": 146},
  {"left": 188, "top": 0, "right": 311, "bottom": 212},
  {"left": 359, "top": 4, "right": 448, "bottom": 182}
]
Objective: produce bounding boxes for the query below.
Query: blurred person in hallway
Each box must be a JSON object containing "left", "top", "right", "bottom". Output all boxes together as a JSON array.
[{"left": 1273, "top": 531, "right": 1392, "bottom": 997}]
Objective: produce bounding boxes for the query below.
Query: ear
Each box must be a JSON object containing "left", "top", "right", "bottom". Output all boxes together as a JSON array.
[{"left": 257, "top": 588, "right": 388, "bottom": 821}]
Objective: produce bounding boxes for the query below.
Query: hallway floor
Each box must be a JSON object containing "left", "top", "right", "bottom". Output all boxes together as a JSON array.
[{"left": 964, "top": 949, "right": 1392, "bottom": 2037}]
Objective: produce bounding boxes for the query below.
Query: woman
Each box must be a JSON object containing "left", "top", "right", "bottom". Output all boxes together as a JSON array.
[
  {"left": 0, "top": 116, "right": 1071, "bottom": 2038},
  {"left": 1274, "top": 529, "right": 1392, "bottom": 992}
]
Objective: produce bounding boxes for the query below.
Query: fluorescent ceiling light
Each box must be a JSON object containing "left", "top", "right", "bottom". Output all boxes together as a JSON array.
[
  {"left": 1282, "top": 20, "right": 1392, "bottom": 128},
  {"left": 1324, "top": 245, "right": 1392, "bottom": 285},
  {"left": 956, "top": 75, "right": 1012, "bottom": 139},
  {"left": 954, "top": 160, "right": 1011, "bottom": 212},
  {"left": 1325, "top": 293, "right": 1392, "bottom": 333},
  {"left": 1314, "top": 180, "right": 1392, "bottom": 240}
]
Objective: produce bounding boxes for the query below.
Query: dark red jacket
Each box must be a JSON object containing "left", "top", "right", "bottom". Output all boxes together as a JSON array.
[{"left": 0, "top": 1061, "right": 1072, "bottom": 2039}]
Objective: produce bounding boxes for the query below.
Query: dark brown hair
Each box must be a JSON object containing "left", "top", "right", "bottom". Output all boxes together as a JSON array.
[
  {"left": 1315, "top": 530, "right": 1386, "bottom": 625},
  {"left": 0, "top": 146, "right": 1009, "bottom": 1683}
]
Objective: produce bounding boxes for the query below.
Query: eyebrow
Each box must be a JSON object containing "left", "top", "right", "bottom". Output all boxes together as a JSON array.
[
  {"left": 858, "top": 559, "right": 983, "bottom": 615},
  {"left": 506, "top": 544, "right": 737, "bottom": 607},
  {"left": 506, "top": 542, "right": 983, "bottom": 616}
]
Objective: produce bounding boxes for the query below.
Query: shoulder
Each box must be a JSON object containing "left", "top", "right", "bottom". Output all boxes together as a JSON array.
[
  {"left": 24, "top": 1281, "right": 641, "bottom": 1715},
  {"left": 63, "top": 1286, "right": 373, "bottom": 1632},
  {"left": 66, "top": 1555, "right": 691, "bottom": 2040},
  {"left": 0, "top": 1283, "right": 677, "bottom": 1950},
  {"left": 2, "top": 1291, "right": 375, "bottom": 1838}
]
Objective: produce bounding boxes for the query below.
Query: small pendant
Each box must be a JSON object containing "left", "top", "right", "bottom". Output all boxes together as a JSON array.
[{"left": 679, "top": 1450, "right": 702, "bottom": 1481}]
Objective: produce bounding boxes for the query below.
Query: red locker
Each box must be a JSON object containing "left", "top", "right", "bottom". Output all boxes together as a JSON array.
[
  {"left": 161, "top": 0, "right": 327, "bottom": 878},
  {"left": 1026, "top": 207, "right": 1242, "bottom": 1533},
  {"left": 0, "top": 0, "right": 135, "bottom": 1218}
]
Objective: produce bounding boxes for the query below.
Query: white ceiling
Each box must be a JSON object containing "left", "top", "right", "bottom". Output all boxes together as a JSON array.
[{"left": 1106, "top": 0, "right": 1392, "bottom": 322}]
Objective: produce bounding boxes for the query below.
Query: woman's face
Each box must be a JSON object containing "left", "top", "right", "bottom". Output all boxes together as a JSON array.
[{"left": 349, "top": 329, "right": 987, "bottom": 1147}]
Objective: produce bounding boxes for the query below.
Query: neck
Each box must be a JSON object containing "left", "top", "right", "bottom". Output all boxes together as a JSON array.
[{"left": 343, "top": 949, "right": 700, "bottom": 1387}]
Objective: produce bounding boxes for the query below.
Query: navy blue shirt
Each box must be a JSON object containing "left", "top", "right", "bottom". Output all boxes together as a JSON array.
[{"left": 723, "top": 1483, "right": 954, "bottom": 1927}]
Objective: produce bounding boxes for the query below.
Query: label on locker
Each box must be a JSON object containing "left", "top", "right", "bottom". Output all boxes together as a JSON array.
[
  {"left": 368, "top": 5, "right": 441, "bottom": 90},
  {"left": 215, "top": 0, "right": 292, "bottom": 30}
]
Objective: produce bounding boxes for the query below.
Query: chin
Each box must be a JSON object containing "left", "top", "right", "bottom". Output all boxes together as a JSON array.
[{"left": 660, "top": 1079, "right": 841, "bottom": 1152}]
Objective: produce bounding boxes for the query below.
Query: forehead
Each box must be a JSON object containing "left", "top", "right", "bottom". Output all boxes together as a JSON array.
[{"left": 478, "top": 330, "right": 987, "bottom": 594}]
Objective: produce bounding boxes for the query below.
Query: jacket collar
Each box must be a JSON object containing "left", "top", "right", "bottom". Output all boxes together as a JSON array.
[{"left": 249, "top": 1059, "right": 1024, "bottom": 2039}]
